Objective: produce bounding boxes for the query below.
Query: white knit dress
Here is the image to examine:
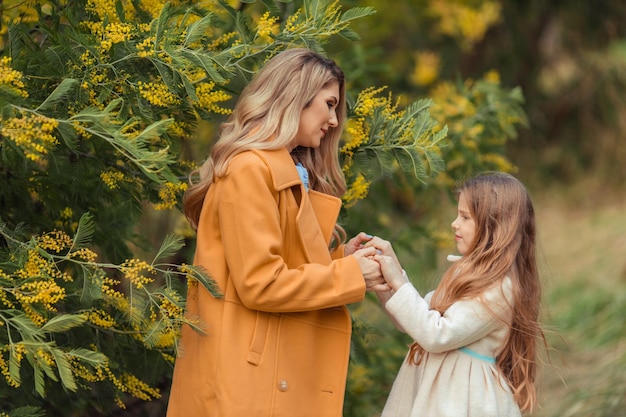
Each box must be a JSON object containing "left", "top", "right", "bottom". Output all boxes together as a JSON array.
[{"left": 379, "top": 275, "right": 522, "bottom": 417}]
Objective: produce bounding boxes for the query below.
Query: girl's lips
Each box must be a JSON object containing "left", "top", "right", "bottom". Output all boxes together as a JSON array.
[{"left": 455, "top": 235, "right": 462, "bottom": 241}]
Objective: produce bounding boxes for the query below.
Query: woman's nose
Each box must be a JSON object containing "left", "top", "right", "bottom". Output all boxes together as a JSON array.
[{"left": 329, "top": 111, "right": 338, "bottom": 127}]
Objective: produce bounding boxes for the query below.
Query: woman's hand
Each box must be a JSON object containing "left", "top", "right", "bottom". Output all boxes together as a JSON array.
[
  {"left": 352, "top": 247, "right": 390, "bottom": 292},
  {"left": 344, "top": 232, "right": 374, "bottom": 256}
]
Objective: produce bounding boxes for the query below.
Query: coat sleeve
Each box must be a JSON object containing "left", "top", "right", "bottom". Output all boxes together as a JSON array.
[
  {"left": 330, "top": 244, "right": 345, "bottom": 260},
  {"left": 215, "top": 154, "right": 366, "bottom": 312},
  {"left": 383, "top": 281, "right": 512, "bottom": 352}
]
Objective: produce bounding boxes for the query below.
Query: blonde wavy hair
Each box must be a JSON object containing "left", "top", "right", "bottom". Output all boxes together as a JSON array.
[
  {"left": 184, "top": 48, "right": 347, "bottom": 240},
  {"left": 408, "top": 172, "right": 544, "bottom": 412}
]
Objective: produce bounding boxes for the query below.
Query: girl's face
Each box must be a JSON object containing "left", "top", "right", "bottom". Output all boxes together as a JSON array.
[
  {"left": 290, "top": 81, "right": 340, "bottom": 150},
  {"left": 451, "top": 192, "right": 476, "bottom": 255}
]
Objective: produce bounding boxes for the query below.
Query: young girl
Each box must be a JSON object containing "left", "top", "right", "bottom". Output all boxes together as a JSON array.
[{"left": 368, "top": 172, "right": 543, "bottom": 417}]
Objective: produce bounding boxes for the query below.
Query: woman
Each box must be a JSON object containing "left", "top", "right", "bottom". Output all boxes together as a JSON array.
[{"left": 166, "top": 48, "right": 384, "bottom": 417}]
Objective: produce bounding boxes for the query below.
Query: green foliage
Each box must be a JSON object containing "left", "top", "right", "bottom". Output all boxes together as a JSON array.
[
  {"left": 341, "top": 72, "right": 528, "bottom": 274},
  {"left": 340, "top": 88, "right": 447, "bottom": 208},
  {"left": 345, "top": 296, "right": 413, "bottom": 417},
  {"left": 0, "top": 213, "right": 216, "bottom": 414},
  {"left": 0, "top": 0, "right": 529, "bottom": 415}
]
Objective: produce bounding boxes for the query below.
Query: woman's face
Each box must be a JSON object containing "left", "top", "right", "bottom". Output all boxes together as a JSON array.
[
  {"left": 290, "top": 81, "right": 340, "bottom": 150},
  {"left": 451, "top": 192, "right": 476, "bottom": 255}
]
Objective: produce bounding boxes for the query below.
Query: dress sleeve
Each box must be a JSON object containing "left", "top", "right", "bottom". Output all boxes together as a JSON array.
[
  {"left": 375, "top": 289, "right": 407, "bottom": 332},
  {"left": 383, "top": 282, "right": 511, "bottom": 352},
  {"left": 215, "top": 155, "right": 365, "bottom": 312}
]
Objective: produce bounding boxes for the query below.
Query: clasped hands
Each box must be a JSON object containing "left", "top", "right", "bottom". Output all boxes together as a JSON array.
[{"left": 345, "top": 232, "right": 409, "bottom": 293}]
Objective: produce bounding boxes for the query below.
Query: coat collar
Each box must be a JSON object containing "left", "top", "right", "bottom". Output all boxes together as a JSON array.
[{"left": 249, "top": 148, "right": 302, "bottom": 191}]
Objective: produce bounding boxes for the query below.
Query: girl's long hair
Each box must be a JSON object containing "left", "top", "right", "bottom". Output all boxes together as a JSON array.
[
  {"left": 408, "top": 172, "right": 544, "bottom": 412},
  {"left": 183, "top": 48, "right": 347, "bottom": 240}
]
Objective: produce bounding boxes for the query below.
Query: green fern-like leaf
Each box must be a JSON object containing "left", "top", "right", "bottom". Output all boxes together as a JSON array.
[
  {"left": 128, "top": 291, "right": 149, "bottom": 328},
  {"left": 27, "top": 351, "right": 50, "bottom": 397},
  {"left": 340, "top": 7, "right": 377, "bottom": 23},
  {"left": 394, "top": 148, "right": 427, "bottom": 182},
  {"left": 176, "top": 49, "right": 228, "bottom": 83},
  {"left": 148, "top": 57, "right": 176, "bottom": 89},
  {"left": 183, "top": 13, "right": 213, "bottom": 47},
  {"left": 39, "top": 314, "right": 87, "bottom": 334},
  {"left": 72, "top": 213, "right": 95, "bottom": 249},
  {"left": 7, "top": 406, "right": 46, "bottom": 417},
  {"left": 56, "top": 121, "right": 78, "bottom": 151},
  {"left": 153, "top": 234, "right": 185, "bottom": 264},
  {"left": 185, "top": 264, "right": 222, "bottom": 298},
  {"left": 181, "top": 74, "right": 199, "bottom": 101},
  {"left": 50, "top": 347, "right": 77, "bottom": 392},
  {"left": 259, "top": 0, "right": 283, "bottom": 14},
  {"left": 68, "top": 105, "right": 178, "bottom": 183},
  {"left": 7, "top": 312, "right": 40, "bottom": 339},
  {"left": 8, "top": 347, "right": 21, "bottom": 385},
  {"left": 36, "top": 78, "right": 79, "bottom": 112},
  {"left": 67, "top": 348, "right": 107, "bottom": 366},
  {"left": 142, "top": 318, "right": 167, "bottom": 349},
  {"left": 80, "top": 267, "right": 104, "bottom": 303},
  {"left": 338, "top": 27, "right": 362, "bottom": 42},
  {"left": 153, "top": 2, "right": 172, "bottom": 48}
]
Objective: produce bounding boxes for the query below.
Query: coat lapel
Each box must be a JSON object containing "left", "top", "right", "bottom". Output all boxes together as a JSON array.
[
  {"left": 307, "top": 189, "right": 341, "bottom": 245},
  {"left": 251, "top": 149, "right": 343, "bottom": 259}
]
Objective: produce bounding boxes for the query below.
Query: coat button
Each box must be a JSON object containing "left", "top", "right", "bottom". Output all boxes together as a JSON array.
[{"left": 278, "top": 379, "right": 289, "bottom": 392}]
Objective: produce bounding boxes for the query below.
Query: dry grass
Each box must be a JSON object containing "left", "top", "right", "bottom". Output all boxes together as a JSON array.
[{"left": 530, "top": 179, "right": 626, "bottom": 417}]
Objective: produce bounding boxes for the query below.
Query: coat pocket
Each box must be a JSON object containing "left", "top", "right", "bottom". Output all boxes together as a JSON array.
[{"left": 247, "top": 310, "right": 271, "bottom": 365}]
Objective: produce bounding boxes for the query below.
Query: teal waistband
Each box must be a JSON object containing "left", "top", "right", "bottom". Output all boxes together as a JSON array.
[{"left": 458, "top": 347, "right": 496, "bottom": 364}]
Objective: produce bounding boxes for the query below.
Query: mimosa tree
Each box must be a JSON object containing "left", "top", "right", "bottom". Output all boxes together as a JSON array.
[{"left": 0, "top": 1, "right": 525, "bottom": 415}]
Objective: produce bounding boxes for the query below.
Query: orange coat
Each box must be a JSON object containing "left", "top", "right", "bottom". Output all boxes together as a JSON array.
[{"left": 166, "top": 148, "right": 367, "bottom": 417}]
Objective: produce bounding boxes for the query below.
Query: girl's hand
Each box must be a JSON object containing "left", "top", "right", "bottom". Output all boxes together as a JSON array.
[
  {"left": 352, "top": 247, "right": 391, "bottom": 292},
  {"left": 362, "top": 236, "right": 400, "bottom": 266},
  {"left": 344, "top": 232, "right": 374, "bottom": 256},
  {"left": 374, "top": 254, "right": 409, "bottom": 292}
]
